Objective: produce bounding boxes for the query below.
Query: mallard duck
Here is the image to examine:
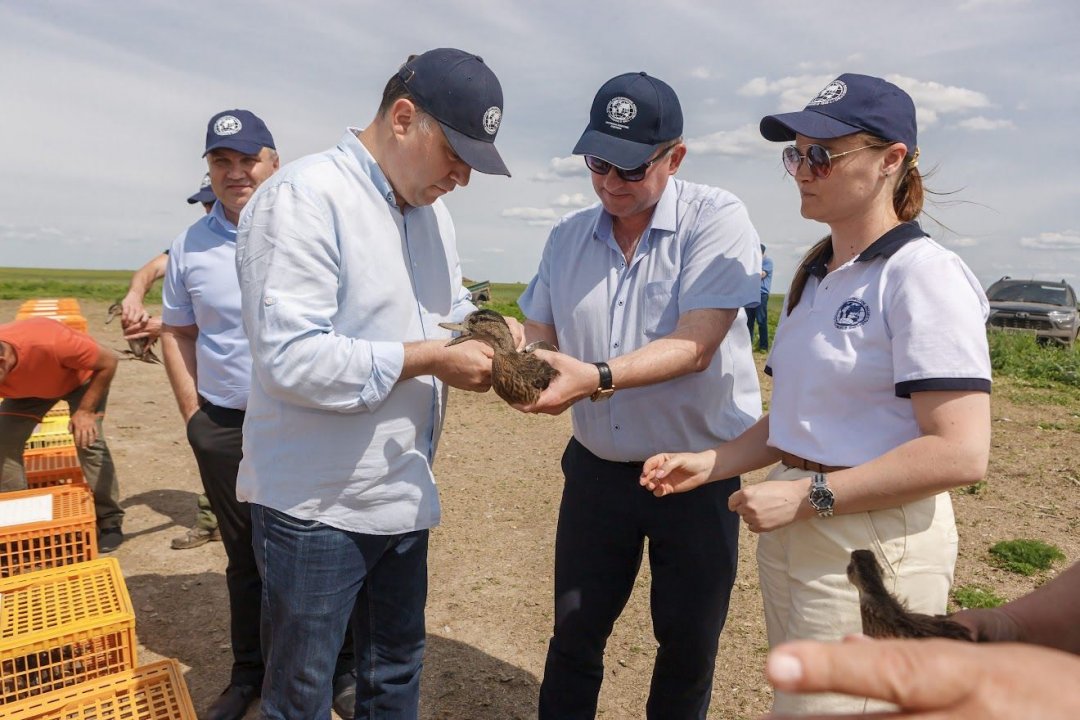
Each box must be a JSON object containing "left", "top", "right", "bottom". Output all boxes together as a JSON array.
[
  {"left": 106, "top": 301, "right": 162, "bottom": 364},
  {"left": 847, "top": 549, "right": 973, "bottom": 641},
  {"left": 439, "top": 309, "right": 558, "bottom": 405}
]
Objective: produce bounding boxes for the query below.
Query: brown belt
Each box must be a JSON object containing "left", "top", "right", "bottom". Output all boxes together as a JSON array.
[{"left": 779, "top": 451, "right": 850, "bottom": 474}]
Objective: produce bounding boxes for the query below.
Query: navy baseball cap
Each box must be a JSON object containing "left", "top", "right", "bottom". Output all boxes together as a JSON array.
[
  {"left": 573, "top": 72, "right": 683, "bottom": 169},
  {"left": 399, "top": 48, "right": 510, "bottom": 177},
  {"left": 760, "top": 74, "right": 917, "bottom": 153},
  {"left": 203, "top": 109, "right": 276, "bottom": 157},
  {"left": 186, "top": 173, "right": 215, "bottom": 205}
]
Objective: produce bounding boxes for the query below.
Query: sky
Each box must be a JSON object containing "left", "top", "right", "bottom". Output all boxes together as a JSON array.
[{"left": 1, "top": 0, "right": 1078, "bottom": 292}]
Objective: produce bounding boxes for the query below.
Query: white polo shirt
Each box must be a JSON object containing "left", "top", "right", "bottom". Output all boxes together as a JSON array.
[{"left": 765, "top": 222, "right": 991, "bottom": 468}]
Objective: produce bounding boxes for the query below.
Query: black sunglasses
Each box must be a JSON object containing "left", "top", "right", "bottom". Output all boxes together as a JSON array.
[
  {"left": 782, "top": 143, "right": 890, "bottom": 179},
  {"left": 584, "top": 143, "right": 677, "bottom": 182}
]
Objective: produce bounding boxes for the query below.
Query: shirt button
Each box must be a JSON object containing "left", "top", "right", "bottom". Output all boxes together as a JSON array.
[
  {"left": 613, "top": 342, "right": 619, "bottom": 348},
  {"left": 618, "top": 301, "right": 624, "bottom": 306},
  {"left": 264, "top": 297, "right": 276, "bottom": 306},
  {"left": 614, "top": 425, "right": 620, "bottom": 430}
]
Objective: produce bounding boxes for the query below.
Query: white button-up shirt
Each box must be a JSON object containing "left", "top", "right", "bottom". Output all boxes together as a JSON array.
[
  {"left": 765, "top": 222, "right": 992, "bottom": 468},
  {"left": 162, "top": 202, "right": 251, "bottom": 410},
  {"left": 519, "top": 178, "right": 763, "bottom": 461},
  {"left": 234, "top": 129, "right": 475, "bottom": 535}
]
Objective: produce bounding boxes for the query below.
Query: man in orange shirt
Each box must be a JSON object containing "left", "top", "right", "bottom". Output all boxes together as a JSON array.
[{"left": 0, "top": 317, "right": 125, "bottom": 551}]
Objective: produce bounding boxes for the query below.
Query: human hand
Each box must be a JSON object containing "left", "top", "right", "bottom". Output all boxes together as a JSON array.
[
  {"left": 639, "top": 450, "right": 717, "bottom": 496},
  {"left": 761, "top": 636, "right": 1080, "bottom": 719},
  {"left": 69, "top": 409, "right": 100, "bottom": 448},
  {"left": 436, "top": 339, "right": 494, "bottom": 392},
  {"left": 950, "top": 607, "right": 1020, "bottom": 644},
  {"left": 122, "top": 315, "right": 162, "bottom": 343},
  {"left": 729, "top": 478, "right": 810, "bottom": 533},
  {"left": 120, "top": 293, "right": 149, "bottom": 327},
  {"left": 513, "top": 351, "right": 593, "bottom": 415}
]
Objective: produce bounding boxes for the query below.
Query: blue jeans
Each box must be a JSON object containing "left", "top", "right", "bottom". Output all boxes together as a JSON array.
[
  {"left": 745, "top": 291, "right": 770, "bottom": 350},
  {"left": 251, "top": 504, "right": 428, "bottom": 719}
]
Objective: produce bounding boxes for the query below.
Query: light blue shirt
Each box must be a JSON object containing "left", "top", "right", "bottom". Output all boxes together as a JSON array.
[
  {"left": 161, "top": 202, "right": 251, "bottom": 410},
  {"left": 761, "top": 254, "right": 774, "bottom": 295},
  {"left": 519, "top": 178, "right": 763, "bottom": 461},
  {"left": 234, "top": 129, "right": 475, "bottom": 535}
]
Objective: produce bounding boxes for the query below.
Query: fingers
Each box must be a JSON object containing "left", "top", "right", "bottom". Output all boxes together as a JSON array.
[{"left": 765, "top": 639, "right": 976, "bottom": 710}]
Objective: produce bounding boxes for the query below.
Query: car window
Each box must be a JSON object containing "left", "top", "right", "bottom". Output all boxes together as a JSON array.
[{"left": 987, "top": 283, "right": 1071, "bottom": 306}]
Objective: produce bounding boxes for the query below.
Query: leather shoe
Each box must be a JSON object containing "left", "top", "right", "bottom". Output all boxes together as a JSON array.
[
  {"left": 332, "top": 670, "right": 357, "bottom": 718},
  {"left": 171, "top": 525, "right": 222, "bottom": 550},
  {"left": 203, "top": 683, "right": 259, "bottom": 720},
  {"left": 98, "top": 528, "right": 124, "bottom": 553}
]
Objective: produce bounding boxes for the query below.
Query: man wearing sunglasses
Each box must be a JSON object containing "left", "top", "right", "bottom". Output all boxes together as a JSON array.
[{"left": 517, "top": 71, "right": 763, "bottom": 719}]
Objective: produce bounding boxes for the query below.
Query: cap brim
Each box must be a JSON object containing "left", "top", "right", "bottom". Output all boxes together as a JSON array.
[
  {"left": 440, "top": 123, "right": 510, "bottom": 177},
  {"left": 202, "top": 139, "right": 268, "bottom": 157},
  {"left": 759, "top": 110, "right": 865, "bottom": 143},
  {"left": 572, "top": 129, "right": 661, "bottom": 169},
  {"left": 187, "top": 189, "right": 216, "bottom": 205}
]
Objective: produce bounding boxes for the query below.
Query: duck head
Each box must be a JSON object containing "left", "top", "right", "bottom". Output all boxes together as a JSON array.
[{"left": 439, "top": 309, "right": 516, "bottom": 352}]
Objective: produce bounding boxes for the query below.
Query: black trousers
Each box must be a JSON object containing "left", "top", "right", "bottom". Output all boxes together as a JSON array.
[
  {"left": 187, "top": 402, "right": 357, "bottom": 687},
  {"left": 538, "top": 438, "right": 740, "bottom": 720}
]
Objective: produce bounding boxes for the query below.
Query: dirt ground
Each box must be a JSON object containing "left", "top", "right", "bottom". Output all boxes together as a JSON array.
[{"left": 8, "top": 298, "right": 1077, "bottom": 719}]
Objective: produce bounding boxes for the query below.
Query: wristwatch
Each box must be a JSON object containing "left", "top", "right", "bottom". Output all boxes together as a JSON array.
[
  {"left": 808, "top": 472, "right": 835, "bottom": 518},
  {"left": 590, "top": 361, "right": 615, "bottom": 402}
]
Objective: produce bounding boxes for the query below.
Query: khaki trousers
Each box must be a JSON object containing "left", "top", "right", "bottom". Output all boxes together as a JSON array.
[{"left": 757, "top": 463, "right": 958, "bottom": 715}]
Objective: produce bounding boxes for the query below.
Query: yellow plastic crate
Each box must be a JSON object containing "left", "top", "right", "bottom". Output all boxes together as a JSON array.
[
  {"left": 0, "top": 558, "right": 136, "bottom": 704},
  {"left": 2, "top": 660, "right": 196, "bottom": 720},
  {"left": 43, "top": 403, "right": 70, "bottom": 419},
  {"left": 0, "top": 486, "right": 97, "bottom": 578},
  {"left": 24, "top": 426, "right": 75, "bottom": 452},
  {"left": 25, "top": 449, "right": 86, "bottom": 490}
]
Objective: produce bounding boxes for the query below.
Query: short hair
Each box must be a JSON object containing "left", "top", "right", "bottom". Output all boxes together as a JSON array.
[{"left": 377, "top": 55, "right": 422, "bottom": 117}]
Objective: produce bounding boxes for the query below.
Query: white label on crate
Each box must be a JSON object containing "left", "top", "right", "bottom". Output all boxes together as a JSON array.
[{"left": 0, "top": 494, "right": 53, "bottom": 527}]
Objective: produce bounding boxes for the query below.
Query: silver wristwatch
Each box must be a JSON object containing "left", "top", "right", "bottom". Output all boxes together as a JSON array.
[{"left": 808, "top": 472, "right": 835, "bottom": 518}]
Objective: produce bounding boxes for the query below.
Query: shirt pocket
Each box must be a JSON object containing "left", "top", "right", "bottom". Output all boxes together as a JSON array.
[{"left": 642, "top": 281, "right": 678, "bottom": 339}]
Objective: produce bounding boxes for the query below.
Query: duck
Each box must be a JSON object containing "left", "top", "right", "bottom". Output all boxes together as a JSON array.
[
  {"left": 439, "top": 309, "right": 559, "bottom": 405},
  {"left": 106, "top": 301, "right": 162, "bottom": 364},
  {"left": 847, "top": 549, "right": 973, "bottom": 641}
]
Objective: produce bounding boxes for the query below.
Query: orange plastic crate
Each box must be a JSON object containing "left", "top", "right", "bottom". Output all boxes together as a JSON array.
[
  {"left": 0, "top": 558, "right": 136, "bottom": 704},
  {"left": 2, "top": 659, "right": 196, "bottom": 720},
  {"left": 25, "top": 450, "right": 86, "bottom": 490},
  {"left": 13, "top": 312, "right": 88, "bottom": 333},
  {"left": 0, "top": 486, "right": 96, "bottom": 578},
  {"left": 18, "top": 299, "right": 81, "bottom": 314}
]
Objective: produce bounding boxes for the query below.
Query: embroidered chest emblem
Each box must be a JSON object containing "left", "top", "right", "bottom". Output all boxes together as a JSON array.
[{"left": 834, "top": 297, "right": 871, "bottom": 329}]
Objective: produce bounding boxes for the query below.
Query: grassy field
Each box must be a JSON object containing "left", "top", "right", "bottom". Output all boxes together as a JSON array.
[{"left": 0, "top": 266, "right": 159, "bottom": 303}]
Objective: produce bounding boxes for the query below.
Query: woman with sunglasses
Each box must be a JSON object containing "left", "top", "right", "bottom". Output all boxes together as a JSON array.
[{"left": 640, "top": 73, "right": 992, "bottom": 715}]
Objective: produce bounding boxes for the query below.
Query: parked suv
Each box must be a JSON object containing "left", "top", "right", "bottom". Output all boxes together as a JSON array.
[{"left": 985, "top": 277, "right": 1079, "bottom": 347}]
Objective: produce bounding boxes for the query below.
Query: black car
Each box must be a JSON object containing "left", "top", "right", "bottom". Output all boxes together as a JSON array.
[{"left": 985, "top": 277, "right": 1079, "bottom": 348}]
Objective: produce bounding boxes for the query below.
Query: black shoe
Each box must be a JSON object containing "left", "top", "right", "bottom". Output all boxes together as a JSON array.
[
  {"left": 332, "top": 670, "right": 357, "bottom": 718},
  {"left": 204, "top": 683, "right": 259, "bottom": 720},
  {"left": 99, "top": 528, "right": 124, "bottom": 553}
]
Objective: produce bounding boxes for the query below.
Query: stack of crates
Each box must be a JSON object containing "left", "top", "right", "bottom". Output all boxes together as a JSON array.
[
  {"left": 15, "top": 298, "right": 88, "bottom": 334},
  {"left": 0, "top": 300, "right": 198, "bottom": 717}
]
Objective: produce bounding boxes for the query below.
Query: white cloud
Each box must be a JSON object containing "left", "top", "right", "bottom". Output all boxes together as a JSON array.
[
  {"left": 1019, "top": 231, "right": 1080, "bottom": 251},
  {"left": 533, "top": 155, "right": 588, "bottom": 182},
  {"left": 685, "top": 124, "right": 772, "bottom": 157},
  {"left": 942, "top": 236, "right": 980, "bottom": 248},
  {"left": 956, "top": 116, "right": 1015, "bottom": 131},
  {"left": 738, "top": 74, "right": 835, "bottom": 110},
  {"left": 690, "top": 66, "right": 711, "bottom": 80},
  {"left": 885, "top": 75, "right": 989, "bottom": 126},
  {"left": 552, "top": 193, "right": 590, "bottom": 208},
  {"left": 501, "top": 207, "right": 559, "bottom": 227}
]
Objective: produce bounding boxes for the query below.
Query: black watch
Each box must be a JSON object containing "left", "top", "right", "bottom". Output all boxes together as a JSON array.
[
  {"left": 808, "top": 472, "right": 835, "bottom": 518},
  {"left": 590, "top": 361, "right": 615, "bottom": 402}
]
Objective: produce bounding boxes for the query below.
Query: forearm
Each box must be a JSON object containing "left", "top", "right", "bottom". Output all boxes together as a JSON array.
[
  {"left": 609, "top": 308, "right": 734, "bottom": 390},
  {"left": 709, "top": 414, "right": 780, "bottom": 479},
  {"left": 1001, "top": 562, "right": 1080, "bottom": 653},
  {"left": 160, "top": 328, "right": 201, "bottom": 419},
  {"left": 400, "top": 339, "right": 449, "bottom": 380}
]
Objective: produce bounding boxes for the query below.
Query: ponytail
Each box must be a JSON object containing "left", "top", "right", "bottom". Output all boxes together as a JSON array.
[{"left": 786, "top": 235, "right": 832, "bottom": 315}]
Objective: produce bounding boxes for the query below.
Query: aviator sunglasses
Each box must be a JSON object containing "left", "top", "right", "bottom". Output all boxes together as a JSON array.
[
  {"left": 584, "top": 143, "right": 677, "bottom": 182},
  {"left": 782, "top": 143, "right": 890, "bottom": 179}
]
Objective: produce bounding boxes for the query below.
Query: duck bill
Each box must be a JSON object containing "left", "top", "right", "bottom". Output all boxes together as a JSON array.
[{"left": 438, "top": 321, "right": 472, "bottom": 345}]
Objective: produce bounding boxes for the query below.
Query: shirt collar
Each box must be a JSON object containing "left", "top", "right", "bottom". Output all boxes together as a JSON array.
[
  {"left": 593, "top": 176, "right": 679, "bottom": 245},
  {"left": 206, "top": 200, "right": 238, "bottom": 240},
  {"left": 340, "top": 128, "right": 397, "bottom": 208},
  {"left": 808, "top": 221, "right": 926, "bottom": 278}
]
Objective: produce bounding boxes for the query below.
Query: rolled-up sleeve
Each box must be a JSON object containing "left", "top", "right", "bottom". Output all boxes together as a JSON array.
[
  {"left": 678, "top": 197, "right": 761, "bottom": 312},
  {"left": 237, "top": 182, "right": 403, "bottom": 413}
]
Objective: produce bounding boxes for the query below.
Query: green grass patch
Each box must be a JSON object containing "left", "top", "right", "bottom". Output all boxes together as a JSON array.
[
  {"left": 0, "top": 267, "right": 156, "bottom": 303},
  {"left": 988, "top": 329, "right": 1080, "bottom": 387},
  {"left": 955, "top": 480, "right": 988, "bottom": 496},
  {"left": 989, "top": 539, "right": 1065, "bottom": 575},
  {"left": 951, "top": 584, "right": 1005, "bottom": 609}
]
